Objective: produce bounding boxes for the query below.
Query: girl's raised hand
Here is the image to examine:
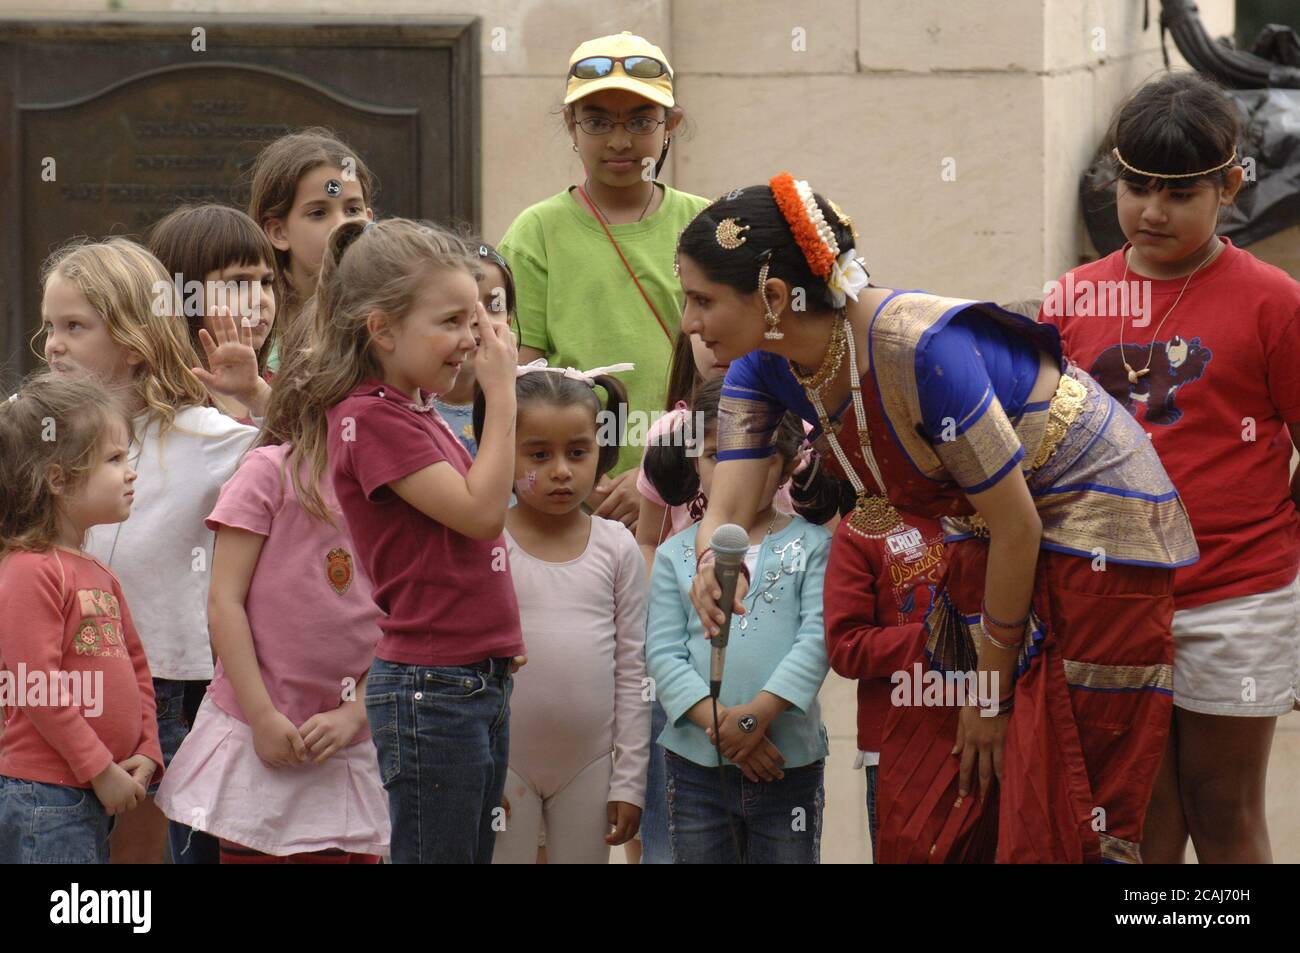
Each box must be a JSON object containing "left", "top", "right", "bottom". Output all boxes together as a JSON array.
[
  {"left": 473, "top": 303, "right": 518, "bottom": 398},
  {"left": 193, "top": 306, "right": 266, "bottom": 408},
  {"left": 251, "top": 708, "right": 308, "bottom": 768}
]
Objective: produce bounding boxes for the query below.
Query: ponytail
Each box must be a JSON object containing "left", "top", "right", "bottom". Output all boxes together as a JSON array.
[{"left": 473, "top": 368, "right": 630, "bottom": 481}]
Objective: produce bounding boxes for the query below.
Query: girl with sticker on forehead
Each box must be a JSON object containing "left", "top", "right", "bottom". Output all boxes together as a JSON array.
[
  {"left": 682, "top": 174, "right": 1198, "bottom": 864},
  {"left": 246, "top": 127, "right": 376, "bottom": 365},
  {"left": 475, "top": 361, "right": 650, "bottom": 863},
  {"left": 498, "top": 32, "right": 710, "bottom": 529}
]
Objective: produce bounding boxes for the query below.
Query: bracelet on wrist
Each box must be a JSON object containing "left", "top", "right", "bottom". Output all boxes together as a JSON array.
[
  {"left": 695, "top": 546, "right": 751, "bottom": 583},
  {"left": 981, "top": 598, "right": 1030, "bottom": 631},
  {"left": 980, "top": 617, "right": 1024, "bottom": 651}
]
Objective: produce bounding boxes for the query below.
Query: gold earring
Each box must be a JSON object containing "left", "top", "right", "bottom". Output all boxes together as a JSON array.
[{"left": 759, "top": 260, "right": 783, "bottom": 341}]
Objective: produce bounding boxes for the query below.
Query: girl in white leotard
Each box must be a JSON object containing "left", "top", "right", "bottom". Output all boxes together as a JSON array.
[{"left": 485, "top": 363, "right": 650, "bottom": 864}]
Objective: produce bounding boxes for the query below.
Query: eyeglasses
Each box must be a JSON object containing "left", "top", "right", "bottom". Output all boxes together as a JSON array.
[
  {"left": 575, "top": 116, "right": 666, "bottom": 136},
  {"left": 569, "top": 55, "right": 670, "bottom": 80}
]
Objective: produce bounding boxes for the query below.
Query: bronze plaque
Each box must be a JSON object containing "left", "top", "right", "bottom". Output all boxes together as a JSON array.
[{"left": 0, "top": 15, "right": 480, "bottom": 375}]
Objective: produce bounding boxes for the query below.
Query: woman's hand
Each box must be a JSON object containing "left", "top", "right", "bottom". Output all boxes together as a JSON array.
[
  {"left": 953, "top": 703, "right": 1009, "bottom": 800},
  {"left": 590, "top": 469, "right": 641, "bottom": 530},
  {"left": 299, "top": 701, "right": 368, "bottom": 764},
  {"left": 689, "top": 556, "right": 749, "bottom": 639},
  {"left": 193, "top": 306, "right": 269, "bottom": 412},
  {"left": 251, "top": 708, "right": 308, "bottom": 768},
  {"left": 605, "top": 801, "right": 642, "bottom": 845},
  {"left": 473, "top": 304, "right": 518, "bottom": 399}
]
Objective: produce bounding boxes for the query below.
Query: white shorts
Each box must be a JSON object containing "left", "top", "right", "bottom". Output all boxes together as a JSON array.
[{"left": 1172, "top": 577, "right": 1300, "bottom": 717}]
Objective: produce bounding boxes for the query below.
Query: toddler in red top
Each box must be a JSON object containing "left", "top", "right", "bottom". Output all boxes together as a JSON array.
[
  {"left": 303, "top": 218, "right": 524, "bottom": 864},
  {"left": 0, "top": 374, "right": 162, "bottom": 864},
  {"left": 823, "top": 511, "right": 945, "bottom": 858}
]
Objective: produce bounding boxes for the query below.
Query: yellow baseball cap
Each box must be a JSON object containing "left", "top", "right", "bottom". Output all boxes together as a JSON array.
[{"left": 564, "top": 32, "right": 675, "bottom": 109}]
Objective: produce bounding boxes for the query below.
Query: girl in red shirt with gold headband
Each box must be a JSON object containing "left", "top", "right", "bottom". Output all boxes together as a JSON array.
[
  {"left": 1042, "top": 72, "right": 1300, "bottom": 864},
  {"left": 684, "top": 172, "right": 1197, "bottom": 863}
]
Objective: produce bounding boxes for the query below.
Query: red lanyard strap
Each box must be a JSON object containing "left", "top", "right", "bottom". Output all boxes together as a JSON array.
[{"left": 575, "top": 185, "right": 674, "bottom": 345}]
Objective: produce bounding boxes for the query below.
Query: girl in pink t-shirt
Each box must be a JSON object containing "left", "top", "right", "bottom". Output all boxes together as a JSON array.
[
  {"left": 481, "top": 363, "right": 650, "bottom": 864},
  {"left": 154, "top": 328, "right": 389, "bottom": 862}
]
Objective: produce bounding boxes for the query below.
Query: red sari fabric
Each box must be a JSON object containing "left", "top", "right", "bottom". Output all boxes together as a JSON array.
[{"left": 874, "top": 539, "right": 1175, "bottom": 863}]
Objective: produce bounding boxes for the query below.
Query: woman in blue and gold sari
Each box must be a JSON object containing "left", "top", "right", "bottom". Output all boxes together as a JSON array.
[{"left": 682, "top": 174, "right": 1197, "bottom": 863}]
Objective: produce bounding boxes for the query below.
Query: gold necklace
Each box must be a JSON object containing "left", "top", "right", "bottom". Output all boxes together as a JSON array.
[
  {"left": 1118, "top": 240, "right": 1220, "bottom": 384},
  {"left": 797, "top": 314, "right": 904, "bottom": 539},
  {"left": 788, "top": 310, "right": 847, "bottom": 394}
]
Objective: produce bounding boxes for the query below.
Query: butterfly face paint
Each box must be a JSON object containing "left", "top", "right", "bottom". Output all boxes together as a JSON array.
[{"left": 514, "top": 470, "right": 538, "bottom": 499}]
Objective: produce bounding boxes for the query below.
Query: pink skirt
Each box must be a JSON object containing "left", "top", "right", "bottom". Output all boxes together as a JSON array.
[{"left": 155, "top": 696, "right": 390, "bottom": 857}]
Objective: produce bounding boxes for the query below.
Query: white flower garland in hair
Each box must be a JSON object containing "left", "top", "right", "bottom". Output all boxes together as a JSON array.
[
  {"left": 791, "top": 178, "right": 870, "bottom": 306},
  {"left": 793, "top": 179, "right": 840, "bottom": 262}
]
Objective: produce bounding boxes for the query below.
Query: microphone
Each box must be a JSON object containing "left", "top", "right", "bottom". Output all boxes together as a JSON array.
[{"left": 707, "top": 523, "right": 750, "bottom": 699}]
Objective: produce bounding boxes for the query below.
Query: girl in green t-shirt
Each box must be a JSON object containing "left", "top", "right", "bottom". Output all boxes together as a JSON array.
[{"left": 498, "top": 32, "right": 709, "bottom": 528}]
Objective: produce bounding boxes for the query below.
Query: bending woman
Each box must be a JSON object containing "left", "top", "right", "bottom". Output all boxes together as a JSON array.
[{"left": 683, "top": 174, "right": 1198, "bottom": 864}]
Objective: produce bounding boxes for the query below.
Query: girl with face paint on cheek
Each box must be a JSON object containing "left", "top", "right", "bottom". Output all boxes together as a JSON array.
[{"left": 473, "top": 363, "right": 652, "bottom": 864}]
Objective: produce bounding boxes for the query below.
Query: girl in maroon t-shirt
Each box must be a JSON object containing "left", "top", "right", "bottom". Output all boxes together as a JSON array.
[
  {"left": 297, "top": 218, "right": 527, "bottom": 864},
  {"left": 1042, "top": 73, "right": 1300, "bottom": 863}
]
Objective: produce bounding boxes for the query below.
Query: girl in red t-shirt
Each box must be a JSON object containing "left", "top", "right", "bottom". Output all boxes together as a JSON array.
[
  {"left": 0, "top": 375, "right": 161, "bottom": 863},
  {"left": 1042, "top": 72, "right": 1300, "bottom": 863}
]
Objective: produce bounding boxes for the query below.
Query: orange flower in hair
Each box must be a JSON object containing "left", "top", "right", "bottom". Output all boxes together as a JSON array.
[{"left": 769, "top": 171, "right": 836, "bottom": 279}]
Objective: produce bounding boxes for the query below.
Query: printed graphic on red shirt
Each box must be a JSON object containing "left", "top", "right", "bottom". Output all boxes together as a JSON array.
[
  {"left": 1089, "top": 335, "right": 1213, "bottom": 426},
  {"left": 73, "top": 588, "right": 127, "bottom": 659},
  {"left": 882, "top": 526, "right": 944, "bottom": 625}
]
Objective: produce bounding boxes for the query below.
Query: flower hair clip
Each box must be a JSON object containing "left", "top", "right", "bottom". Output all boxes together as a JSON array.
[{"left": 516, "top": 358, "right": 635, "bottom": 388}]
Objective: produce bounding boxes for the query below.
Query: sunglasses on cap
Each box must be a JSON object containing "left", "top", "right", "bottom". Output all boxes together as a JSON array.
[{"left": 569, "top": 55, "right": 670, "bottom": 80}]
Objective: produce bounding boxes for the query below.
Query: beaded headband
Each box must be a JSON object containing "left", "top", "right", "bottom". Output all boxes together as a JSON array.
[{"left": 1111, "top": 147, "right": 1238, "bottom": 180}]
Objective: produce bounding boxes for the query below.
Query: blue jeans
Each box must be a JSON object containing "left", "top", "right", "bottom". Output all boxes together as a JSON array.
[
  {"left": 0, "top": 775, "right": 113, "bottom": 863},
  {"left": 365, "top": 656, "right": 512, "bottom": 864},
  {"left": 639, "top": 701, "right": 671, "bottom": 864},
  {"left": 154, "top": 678, "right": 220, "bottom": 864},
  {"left": 865, "top": 764, "right": 878, "bottom": 861},
  {"left": 664, "top": 750, "right": 824, "bottom": 864}
]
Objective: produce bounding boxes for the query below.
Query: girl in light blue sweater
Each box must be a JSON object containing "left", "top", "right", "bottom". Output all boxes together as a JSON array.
[{"left": 643, "top": 377, "right": 840, "bottom": 864}]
